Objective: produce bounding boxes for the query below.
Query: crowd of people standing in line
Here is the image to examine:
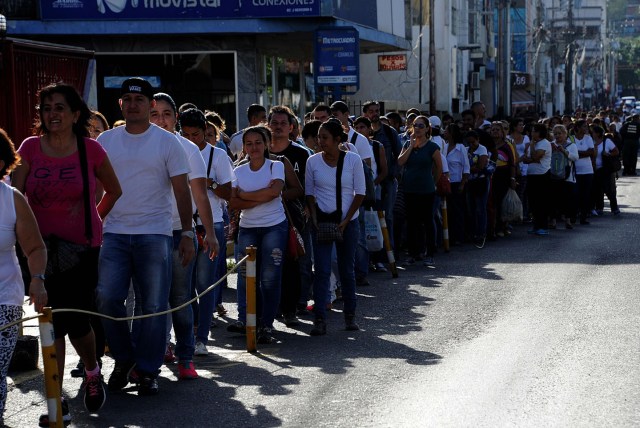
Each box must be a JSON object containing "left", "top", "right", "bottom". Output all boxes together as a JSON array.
[{"left": 1, "top": 76, "right": 639, "bottom": 426}]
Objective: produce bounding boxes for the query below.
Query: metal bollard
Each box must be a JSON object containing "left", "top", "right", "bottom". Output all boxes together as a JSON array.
[
  {"left": 38, "top": 308, "right": 63, "bottom": 428},
  {"left": 441, "top": 197, "right": 450, "bottom": 252},
  {"left": 245, "top": 246, "right": 257, "bottom": 352},
  {"left": 377, "top": 210, "right": 398, "bottom": 278}
]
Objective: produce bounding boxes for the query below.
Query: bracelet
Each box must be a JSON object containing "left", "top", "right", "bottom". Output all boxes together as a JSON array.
[
  {"left": 32, "top": 273, "right": 46, "bottom": 281},
  {"left": 181, "top": 230, "right": 195, "bottom": 239}
]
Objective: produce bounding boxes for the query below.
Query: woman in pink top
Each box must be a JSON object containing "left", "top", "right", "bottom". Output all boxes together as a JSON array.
[{"left": 12, "top": 83, "right": 121, "bottom": 425}]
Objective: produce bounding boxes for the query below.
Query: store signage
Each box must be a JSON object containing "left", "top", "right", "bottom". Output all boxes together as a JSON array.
[
  {"left": 314, "top": 27, "right": 359, "bottom": 88},
  {"left": 40, "top": 0, "right": 320, "bottom": 20},
  {"left": 378, "top": 54, "right": 407, "bottom": 71}
]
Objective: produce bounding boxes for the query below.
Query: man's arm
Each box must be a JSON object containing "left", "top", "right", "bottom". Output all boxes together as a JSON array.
[
  {"left": 171, "top": 173, "right": 196, "bottom": 266},
  {"left": 190, "top": 177, "right": 219, "bottom": 260}
]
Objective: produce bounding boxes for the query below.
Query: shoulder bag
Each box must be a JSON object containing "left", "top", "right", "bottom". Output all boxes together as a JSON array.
[{"left": 316, "top": 151, "right": 346, "bottom": 244}]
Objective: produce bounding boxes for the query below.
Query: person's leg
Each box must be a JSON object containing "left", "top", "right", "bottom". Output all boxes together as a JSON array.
[
  {"left": 603, "top": 171, "right": 619, "bottom": 212},
  {"left": 422, "top": 193, "right": 436, "bottom": 257},
  {"left": 0, "top": 306, "right": 20, "bottom": 420},
  {"left": 195, "top": 222, "right": 225, "bottom": 344},
  {"left": 354, "top": 206, "right": 369, "bottom": 284},
  {"left": 336, "top": 219, "right": 359, "bottom": 318},
  {"left": 169, "top": 230, "right": 197, "bottom": 364},
  {"left": 403, "top": 192, "right": 422, "bottom": 259},
  {"left": 256, "top": 220, "right": 287, "bottom": 329},
  {"left": 592, "top": 169, "right": 605, "bottom": 212},
  {"left": 297, "top": 223, "right": 314, "bottom": 309},
  {"left": 96, "top": 233, "right": 135, "bottom": 364},
  {"left": 280, "top": 257, "right": 301, "bottom": 318},
  {"left": 311, "top": 237, "right": 332, "bottom": 322},
  {"left": 129, "top": 234, "right": 173, "bottom": 376}
]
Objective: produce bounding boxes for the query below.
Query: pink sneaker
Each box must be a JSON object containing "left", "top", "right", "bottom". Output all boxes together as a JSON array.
[{"left": 178, "top": 361, "right": 198, "bottom": 380}]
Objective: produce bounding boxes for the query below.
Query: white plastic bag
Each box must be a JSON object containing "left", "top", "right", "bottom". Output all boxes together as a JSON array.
[
  {"left": 501, "top": 188, "right": 523, "bottom": 222},
  {"left": 364, "top": 209, "right": 383, "bottom": 252}
]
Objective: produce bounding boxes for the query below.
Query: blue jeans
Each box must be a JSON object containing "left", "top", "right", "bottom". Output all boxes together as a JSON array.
[
  {"left": 194, "top": 222, "right": 225, "bottom": 343},
  {"left": 382, "top": 179, "right": 397, "bottom": 249},
  {"left": 235, "top": 220, "right": 288, "bottom": 329},
  {"left": 467, "top": 178, "right": 489, "bottom": 238},
  {"left": 312, "top": 219, "right": 359, "bottom": 320},
  {"left": 96, "top": 233, "right": 172, "bottom": 376},
  {"left": 168, "top": 230, "right": 196, "bottom": 362}
]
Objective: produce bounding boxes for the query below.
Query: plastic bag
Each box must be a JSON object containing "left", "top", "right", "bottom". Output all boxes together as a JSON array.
[
  {"left": 501, "top": 188, "right": 523, "bottom": 222},
  {"left": 364, "top": 209, "right": 383, "bottom": 252}
]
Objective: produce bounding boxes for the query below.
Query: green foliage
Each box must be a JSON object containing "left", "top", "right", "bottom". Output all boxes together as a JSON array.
[
  {"left": 618, "top": 37, "right": 640, "bottom": 94},
  {"left": 607, "top": 0, "right": 627, "bottom": 21}
]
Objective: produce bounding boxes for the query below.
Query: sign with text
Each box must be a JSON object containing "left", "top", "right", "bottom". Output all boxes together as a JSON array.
[
  {"left": 314, "top": 27, "right": 359, "bottom": 89},
  {"left": 378, "top": 54, "right": 407, "bottom": 71},
  {"left": 40, "top": 0, "right": 320, "bottom": 20},
  {"left": 511, "top": 72, "right": 530, "bottom": 89}
]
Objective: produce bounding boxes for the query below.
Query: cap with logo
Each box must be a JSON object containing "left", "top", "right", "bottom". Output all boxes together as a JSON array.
[{"left": 120, "top": 77, "right": 154, "bottom": 100}]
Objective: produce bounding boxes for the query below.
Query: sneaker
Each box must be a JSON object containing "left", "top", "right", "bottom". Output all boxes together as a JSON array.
[
  {"left": 535, "top": 229, "right": 549, "bottom": 236},
  {"left": 84, "top": 372, "right": 106, "bottom": 412},
  {"left": 565, "top": 221, "right": 574, "bottom": 230},
  {"left": 345, "top": 315, "right": 360, "bottom": 331},
  {"left": 138, "top": 375, "right": 159, "bottom": 395},
  {"left": 590, "top": 209, "right": 599, "bottom": 216},
  {"left": 216, "top": 304, "right": 228, "bottom": 316},
  {"left": 226, "top": 321, "right": 246, "bottom": 334},
  {"left": 474, "top": 236, "right": 486, "bottom": 249},
  {"left": 107, "top": 360, "right": 136, "bottom": 392},
  {"left": 177, "top": 361, "right": 198, "bottom": 380},
  {"left": 496, "top": 231, "right": 505, "bottom": 238},
  {"left": 283, "top": 313, "right": 300, "bottom": 327},
  {"left": 164, "top": 344, "right": 176, "bottom": 364},
  {"left": 39, "top": 398, "right": 71, "bottom": 427},
  {"left": 613, "top": 209, "right": 621, "bottom": 216},
  {"left": 257, "top": 327, "right": 276, "bottom": 344},
  {"left": 194, "top": 341, "right": 209, "bottom": 356},
  {"left": 375, "top": 263, "right": 388, "bottom": 272},
  {"left": 423, "top": 256, "right": 435, "bottom": 266},
  {"left": 401, "top": 257, "right": 416, "bottom": 266},
  {"left": 309, "top": 319, "right": 327, "bottom": 336},
  {"left": 70, "top": 360, "right": 85, "bottom": 378}
]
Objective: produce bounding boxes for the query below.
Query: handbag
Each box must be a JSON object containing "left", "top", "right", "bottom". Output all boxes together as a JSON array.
[
  {"left": 601, "top": 142, "right": 621, "bottom": 173},
  {"left": 282, "top": 196, "right": 306, "bottom": 260},
  {"left": 436, "top": 174, "right": 451, "bottom": 197},
  {"left": 364, "top": 208, "right": 383, "bottom": 252},
  {"left": 315, "top": 151, "right": 346, "bottom": 244}
]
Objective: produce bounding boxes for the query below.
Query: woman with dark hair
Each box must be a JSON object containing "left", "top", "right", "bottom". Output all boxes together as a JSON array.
[
  {"left": 443, "top": 123, "right": 470, "bottom": 244},
  {"left": 397, "top": 115, "right": 442, "bottom": 265},
  {"left": 89, "top": 110, "right": 110, "bottom": 140},
  {"left": 12, "top": 83, "right": 121, "bottom": 424},
  {"left": 521, "top": 123, "right": 552, "bottom": 235},
  {"left": 306, "top": 118, "right": 365, "bottom": 335},
  {"left": 228, "top": 126, "right": 288, "bottom": 344},
  {"left": 508, "top": 118, "right": 530, "bottom": 220},
  {"left": 488, "top": 121, "right": 517, "bottom": 238},
  {"left": 465, "top": 130, "right": 490, "bottom": 248},
  {"left": 590, "top": 124, "right": 620, "bottom": 216},
  {"left": 0, "top": 128, "right": 47, "bottom": 425}
]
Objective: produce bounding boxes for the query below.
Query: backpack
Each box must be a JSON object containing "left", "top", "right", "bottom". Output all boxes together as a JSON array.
[
  {"left": 550, "top": 138, "right": 574, "bottom": 180},
  {"left": 350, "top": 133, "right": 376, "bottom": 206}
]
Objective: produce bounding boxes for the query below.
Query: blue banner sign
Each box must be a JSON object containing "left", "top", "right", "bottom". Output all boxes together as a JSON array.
[
  {"left": 40, "top": 0, "right": 320, "bottom": 20},
  {"left": 314, "top": 27, "right": 359, "bottom": 89}
]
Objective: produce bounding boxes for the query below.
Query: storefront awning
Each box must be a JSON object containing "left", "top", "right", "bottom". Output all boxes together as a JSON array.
[{"left": 511, "top": 89, "right": 535, "bottom": 107}]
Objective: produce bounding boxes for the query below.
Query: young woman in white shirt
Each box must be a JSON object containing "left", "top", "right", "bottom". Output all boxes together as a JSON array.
[
  {"left": 590, "top": 124, "right": 620, "bottom": 216},
  {"left": 229, "top": 126, "right": 288, "bottom": 344},
  {"left": 305, "top": 119, "right": 366, "bottom": 336}
]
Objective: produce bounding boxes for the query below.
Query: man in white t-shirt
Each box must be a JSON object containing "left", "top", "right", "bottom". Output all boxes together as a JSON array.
[
  {"left": 96, "top": 78, "right": 195, "bottom": 396},
  {"left": 150, "top": 93, "right": 218, "bottom": 379}
]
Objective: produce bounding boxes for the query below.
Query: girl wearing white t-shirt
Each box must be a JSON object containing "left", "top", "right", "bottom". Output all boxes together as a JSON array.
[
  {"left": 590, "top": 124, "right": 620, "bottom": 215},
  {"left": 572, "top": 120, "right": 595, "bottom": 224},
  {"left": 521, "top": 123, "right": 552, "bottom": 235},
  {"left": 306, "top": 119, "right": 366, "bottom": 336},
  {"left": 229, "top": 126, "right": 287, "bottom": 345}
]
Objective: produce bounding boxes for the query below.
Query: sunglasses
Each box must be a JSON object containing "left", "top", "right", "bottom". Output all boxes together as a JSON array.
[{"left": 414, "top": 123, "right": 427, "bottom": 129}]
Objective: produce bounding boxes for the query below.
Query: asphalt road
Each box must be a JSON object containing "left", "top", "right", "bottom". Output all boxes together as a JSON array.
[{"left": 4, "top": 175, "right": 640, "bottom": 427}]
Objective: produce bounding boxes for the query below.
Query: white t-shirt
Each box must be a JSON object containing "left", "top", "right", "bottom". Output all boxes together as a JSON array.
[
  {"left": 234, "top": 159, "right": 285, "bottom": 228},
  {"left": 513, "top": 135, "right": 530, "bottom": 176},
  {"left": 444, "top": 143, "right": 470, "bottom": 183},
  {"left": 526, "top": 139, "right": 552, "bottom": 175},
  {"left": 594, "top": 138, "right": 617, "bottom": 170},
  {"left": 98, "top": 124, "right": 190, "bottom": 235},
  {"left": 0, "top": 182, "right": 24, "bottom": 306},
  {"left": 305, "top": 151, "right": 365, "bottom": 222},
  {"left": 199, "top": 144, "right": 235, "bottom": 224},
  {"left": 347, "top": 128, "right": 374, "bottom": 161},
  {"left": 229, "top": 130, "right": 244, "bottom": 157},
  {"left": 171, "top": 134, "right": 206, "bottom": 230},
  {"left": 573, "top": 134, "right": 595, "bottom": 175},
  {"left": 469, "top": 144, "right": 488, "bottom": 180}
]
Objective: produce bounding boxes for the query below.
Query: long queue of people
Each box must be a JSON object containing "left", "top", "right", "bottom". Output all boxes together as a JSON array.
[{"left": 1, "top": 76, "right": 639, "bottom": 426}]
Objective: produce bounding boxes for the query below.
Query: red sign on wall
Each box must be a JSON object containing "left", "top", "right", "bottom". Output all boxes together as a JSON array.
[{"left": 378, "top": 54, "right": 407, "bottom": 71}]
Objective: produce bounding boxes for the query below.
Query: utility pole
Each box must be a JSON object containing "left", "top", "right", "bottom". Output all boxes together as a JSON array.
[
  {"left": 429, "top": 0, "right": 436, "bottom": 114},
  {"left": 504, "top": 0, "right": 511, "bottom": 117},
  {"left": 564, "top": 0, "right": 574, "bottom": 114},
  {"left": 418, "top": 0, "right": 423, "bottom": 105}
]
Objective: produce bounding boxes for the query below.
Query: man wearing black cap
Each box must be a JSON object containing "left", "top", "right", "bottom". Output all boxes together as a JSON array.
[{"left": 96, "top": 77, "right": 195, "bottom": 395}]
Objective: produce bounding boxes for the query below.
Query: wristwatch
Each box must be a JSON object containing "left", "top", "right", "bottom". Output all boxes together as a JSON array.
[
  {"left": 32, "top": 274, "right": 46, "bottom": 281},
  {"left": 181, "top": 230, "right": 195, "bottom": 239},
  {"left": 209, "top": 181, "right": 218, "bottom": 190}
]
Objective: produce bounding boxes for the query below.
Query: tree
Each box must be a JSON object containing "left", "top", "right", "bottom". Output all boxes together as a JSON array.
[{"left": 617, "top": 37, "right": 640, "bottom": 97}]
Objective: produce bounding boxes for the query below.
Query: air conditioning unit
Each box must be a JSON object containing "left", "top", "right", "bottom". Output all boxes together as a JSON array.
[{"left": 470, "top": 72, "right": 480, "bottom": 89}]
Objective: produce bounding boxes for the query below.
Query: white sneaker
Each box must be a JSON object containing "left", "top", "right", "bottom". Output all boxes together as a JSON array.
[
  {"left": 375, "top": 263, "right": 388, "bottom": 272},
  {"left": 194, "top": 341, "right": 208, "bottom": 356}
]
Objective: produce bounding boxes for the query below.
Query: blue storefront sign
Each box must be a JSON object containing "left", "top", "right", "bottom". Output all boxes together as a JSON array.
[
  {"left": 314, "top": 27, "right": 359, "bottom": 92},
  {"left": 40, "top": 0, "right": 320, "bottom": 20}
]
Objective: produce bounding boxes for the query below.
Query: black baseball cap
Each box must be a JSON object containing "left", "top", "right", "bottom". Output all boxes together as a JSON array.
[{"left": 120, "top": 77, "right": 154, "bottom": 100}]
